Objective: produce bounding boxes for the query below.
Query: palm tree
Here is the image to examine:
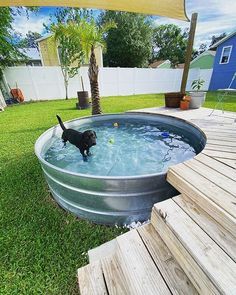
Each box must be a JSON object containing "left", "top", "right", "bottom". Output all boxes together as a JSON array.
[{"left": 72, "top": 19, "right": 115, "bottom": 115}]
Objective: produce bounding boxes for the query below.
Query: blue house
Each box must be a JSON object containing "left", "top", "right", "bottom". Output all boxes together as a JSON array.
[{"left": 209, "top": 31, "right": 236, "bottom": 90}]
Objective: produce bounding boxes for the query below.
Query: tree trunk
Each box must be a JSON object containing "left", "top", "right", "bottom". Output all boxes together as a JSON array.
[
  {"left": 88, "top": 45, "right": 102, "bottom": 115},
  {"left": 65, "top": 80, "right": 68, "bottom": 100},
  {"left": 62, "top": 68, "right": 69, "bottom": 100}
]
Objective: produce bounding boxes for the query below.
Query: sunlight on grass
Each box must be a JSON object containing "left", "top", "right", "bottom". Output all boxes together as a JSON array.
[
  {"left": 0, "top": 94, "right": 163, "bottom": 294},
  {"left": 0, "top": 92, "right": 235, "bottom": 294}
]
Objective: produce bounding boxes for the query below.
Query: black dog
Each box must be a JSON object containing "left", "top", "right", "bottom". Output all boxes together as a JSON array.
[{"left": 56, "top": 115, "right": 97, "bottom": 160}]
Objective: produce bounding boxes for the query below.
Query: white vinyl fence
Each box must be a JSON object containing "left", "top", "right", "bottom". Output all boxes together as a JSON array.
[{"left": 3, "top": 66, "right": 213, "bottom": 101}]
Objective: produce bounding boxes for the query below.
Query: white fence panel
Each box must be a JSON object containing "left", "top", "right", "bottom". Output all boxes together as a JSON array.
[{"left": 3, "top": 66, "right": 213, "bottom": 101}]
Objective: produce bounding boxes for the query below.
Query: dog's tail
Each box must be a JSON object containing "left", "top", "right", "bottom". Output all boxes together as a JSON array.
[{"left": 56, "top": 115, "right": 66, "bottom": 131}]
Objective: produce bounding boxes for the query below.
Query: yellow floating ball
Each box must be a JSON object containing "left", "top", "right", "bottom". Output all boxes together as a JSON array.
[{"left": 114, "top": 122, "right": 119, "bottom": 127}]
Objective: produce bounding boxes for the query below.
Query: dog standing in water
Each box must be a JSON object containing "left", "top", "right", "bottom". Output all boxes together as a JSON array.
[{"left": 56, "top": 115, "right": 97, "bottom": 160}]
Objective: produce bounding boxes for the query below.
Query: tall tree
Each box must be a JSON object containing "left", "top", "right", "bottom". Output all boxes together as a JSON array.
[
  {"left": 192, "top": 43, "right": 208, "bottom": 59},
  {"left": 153, "top": 24, "right": 188, "bottom": 68},
  {"left": 0, "top": 8, "right": 25, "bottom": 72},
  {"left": 18, "top": 31, "right": 42, "bottom": 49},
  {"left": 100, "top": 11, "right": 153, "bottom": 68},
  {"left": 0, "top": 7, "right": 38, "bottom": 75},
  {"left": 210, "top": 32, "right": 226, "bottom": 47},
  {"left": 51, "top": 23, "right": 85, "bottom": 100},
  {"left": 44, "top": 7, "right": 93, "bottom": 30}
]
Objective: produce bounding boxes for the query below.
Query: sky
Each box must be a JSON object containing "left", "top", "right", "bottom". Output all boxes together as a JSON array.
[{"left": 12, "top": 0, "right": 236, "bottom": 49}]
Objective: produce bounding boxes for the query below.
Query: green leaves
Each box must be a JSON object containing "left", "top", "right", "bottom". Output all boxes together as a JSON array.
[
  {"left": 191, "top": 78, "right": 205, "bottom": 91},
  {"left": 0, "top": 8, "right": 27, "bottom": 72},
  {"left": 100, "top": 12, "right": 153, "bottom": 67},
  {"left": 153, "top": 24, "right": 188, "bottom": 68}
]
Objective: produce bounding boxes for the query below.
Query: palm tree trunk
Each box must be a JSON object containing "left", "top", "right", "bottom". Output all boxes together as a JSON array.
[{"left": 88, "top": 45, "right": 102, "bottom": 115}]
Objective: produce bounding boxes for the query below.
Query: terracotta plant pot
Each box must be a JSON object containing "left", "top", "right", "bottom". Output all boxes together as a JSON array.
[
  {"left": 164, "top": 92, "right": 185, "bottom": 108},
  {"left": 180, "top": 100, "right": 190, "bottom": 110}
]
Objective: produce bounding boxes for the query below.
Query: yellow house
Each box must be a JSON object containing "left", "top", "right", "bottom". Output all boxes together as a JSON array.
[{"left": 36, "top": 34, "right": 103, "bottom": 67}]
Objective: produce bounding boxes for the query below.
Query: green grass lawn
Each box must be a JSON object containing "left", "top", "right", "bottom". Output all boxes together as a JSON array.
[{"left": 0, "top": 92, "right": 235, "bottom": 294}]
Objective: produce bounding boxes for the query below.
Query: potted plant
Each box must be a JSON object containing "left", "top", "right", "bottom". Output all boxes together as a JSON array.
[
  {"left": 180, "top": 95, "right": 191, "bottom": 110},
  {"left": 164, "top": 92, "right": 185, "bottom": 108},
  {"left": 189, "top": 78, "right": 206, "bottom": 109},
  {"left": 76, "top": 76, "right": 90, "bottom": 110}
]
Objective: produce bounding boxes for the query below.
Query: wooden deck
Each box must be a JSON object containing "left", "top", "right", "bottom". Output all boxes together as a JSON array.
[{"left": 77, "top": 107, "right": 236, "bottom": 294}]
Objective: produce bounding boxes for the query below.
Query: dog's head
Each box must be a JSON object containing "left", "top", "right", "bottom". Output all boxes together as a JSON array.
[{"left": 82, "top": 130, "right": 97, "bottom": 147}]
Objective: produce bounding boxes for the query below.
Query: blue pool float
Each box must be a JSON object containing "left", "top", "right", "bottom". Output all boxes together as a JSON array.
[{"left": 161, "top": 132, "right": 169, "bottom": 138}]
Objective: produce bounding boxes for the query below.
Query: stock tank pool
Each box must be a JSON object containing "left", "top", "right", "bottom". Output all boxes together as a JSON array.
[{"left": 35, "top": 113, "right": 206, "bottom": 225}]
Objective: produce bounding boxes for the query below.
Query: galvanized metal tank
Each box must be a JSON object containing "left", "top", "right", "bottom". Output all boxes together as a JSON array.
[{"left": 35, "top": 113, "right": 206, "bottom": 225}]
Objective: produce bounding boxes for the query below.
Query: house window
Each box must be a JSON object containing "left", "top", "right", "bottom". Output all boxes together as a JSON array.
[{"left": 220, "top": 46, "right": 232, "bottom": 64}]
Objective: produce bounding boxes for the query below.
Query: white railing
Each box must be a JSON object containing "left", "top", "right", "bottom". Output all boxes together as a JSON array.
[{"left": 3, "top": 66, "right": 212, "bottom": 101}]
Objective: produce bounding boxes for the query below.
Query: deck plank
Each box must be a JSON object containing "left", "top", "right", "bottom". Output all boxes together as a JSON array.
[
  {"left": 77, "top": 261, "right": 108, "bottom": 295},
  {"left": 88, "top": 239, "right": 117, "bottom": 263},
  {"left": 205, "top": 144, "right": 236, "bottom": 153},
  {"left": 101, "top": 254, "right": 130, "bottom": 294},
  {"left": 202, "top": 128, "right": 236, "bottom": 134},
  {"left": 203, "top": 149, "right": 236, "bottom": 160},
  {"left": 152, "top": 200, "right": 236, "bottom": 294},
  {"left": 203, "top": 134, "right": 236, "bottom": 142},
  {"left": 214, "top": 158, "right": 236, "bottom": 169},
  {"left": 115, "top": 230, "right": 171, "bottom": 295},
  {"left": 168, "top": 163, "right": 236, "bottom": 218},
  {"left": 151, "top": 207, "right": 219, "bottom": 294},
  {"left": 184, "top": 159, "right": 236, "bottom": 196},
  {"left": 138, "top": 224, "right": 198, "bottom": 295},
  {"left": 167, "top": 168, "right": 236, "bottom": 237},
  {"left": 195, "top": 153, "right": 236, "bottom": 181},
  {"left": 205, "top": 139, "right": 236, "bottom": 147},
  {"left": 173, "top": 195, "right": 236, "bottom": 262}
]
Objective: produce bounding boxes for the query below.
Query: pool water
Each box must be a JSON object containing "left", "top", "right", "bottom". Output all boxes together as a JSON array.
[{"left": 44, "top": 119, "right": 197, "bottom": 177}]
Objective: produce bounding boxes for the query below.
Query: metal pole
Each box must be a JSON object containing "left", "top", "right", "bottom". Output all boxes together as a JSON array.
[{"left": 180, "top": 13, "right": 198, "bottom": 93}]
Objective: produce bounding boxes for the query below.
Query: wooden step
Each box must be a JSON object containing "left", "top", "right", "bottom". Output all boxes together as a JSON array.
[
  {"left": 88, "top": 238, "right": 117, "bottom": 263},
  {"left": 195, "top": 153, "right": 236, "bottom": 181},
  {"left": 113, "top": 230, "right": 171, "bottom": 295},
  {"left": 78, "top": 225, "right": 198, "bottom": 295},
  {"left": 137, "top": 224, "right": 197, "bottom": 294},
  {"left": 151, "top": 199, "right": 236, "bottom": 294},
  {"left": 184, "top": 158, "right": 236, "bottom": 197},
  {"left": 78, "top": 260, "right": 107, "bottom": 295},
  {"left": 173, "top": 195, "right": 236, "bottom": 262},
  {"left": 167, "top": 162, "right": 236, "bottom": 237},
  {"left": 101, "top": 253, "right": 130, "bottom": 294}
]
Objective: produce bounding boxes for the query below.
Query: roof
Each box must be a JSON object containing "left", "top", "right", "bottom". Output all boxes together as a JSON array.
[
  {"left": 1, "top": 0, "right": 189, "bottom": 21},
  {"left": 210, "top": 31, "right": 236, "bottom": 49},
  {"left": 35, "top": 34, "right": 52, "bottom": 43},
  {"left": 153, "top": 60, "right": 185, "bottom": 69},
  {"left": 149, "top": 60, "right": 166, "bottom": 68},
  {"left": 190, "top": 50, "right": 216, "bottom": 64},
  {"left": 19, "top": 48, "right": 41, "bottom": 60}
]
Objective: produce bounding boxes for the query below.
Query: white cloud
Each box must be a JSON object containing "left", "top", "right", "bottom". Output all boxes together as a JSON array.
[
  {"left": 12, "top": 11, "right": 50, "bottom": 37},
  {"left": 155, "top": 0, "right": 236, "bottom": 48}
]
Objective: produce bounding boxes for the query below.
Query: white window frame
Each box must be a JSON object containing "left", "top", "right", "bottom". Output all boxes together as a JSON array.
[{"left": 219, "top": 45, "right": 232, "bottom": 64}]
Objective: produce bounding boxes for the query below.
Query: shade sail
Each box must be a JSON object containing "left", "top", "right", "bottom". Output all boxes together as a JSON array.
[{"left": 0, "top": 0, "right": 189, "bottom": 21}]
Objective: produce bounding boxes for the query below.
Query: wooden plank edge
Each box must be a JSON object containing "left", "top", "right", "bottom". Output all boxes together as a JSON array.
[
  {"left": 167, "top": 168, "right": 236, "bottom": 237},
  {"left": 151, "top": 207, "right": 220, "bottom": 294},
  {"left": 88, "top": 238, "right": 117, "bottom": 263}
]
